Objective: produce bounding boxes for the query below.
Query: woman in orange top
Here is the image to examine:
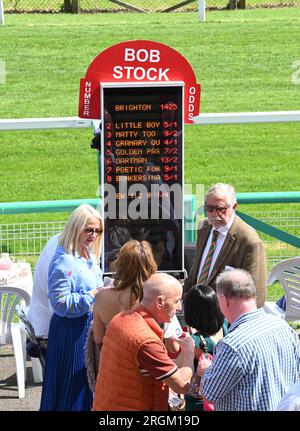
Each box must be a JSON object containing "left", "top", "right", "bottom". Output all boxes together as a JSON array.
[{"left": 93, "top": 240, "right": 157, "bottom": 348}]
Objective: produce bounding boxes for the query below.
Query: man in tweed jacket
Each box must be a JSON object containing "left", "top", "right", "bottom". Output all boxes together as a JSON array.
[{"left": 184, "top": 183, "right": 267, "bottom": 308}]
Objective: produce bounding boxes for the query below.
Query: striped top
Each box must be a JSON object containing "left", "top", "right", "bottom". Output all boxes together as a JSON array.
[{"left": 200, "top": 308, "right": 300, "bottom": 411}]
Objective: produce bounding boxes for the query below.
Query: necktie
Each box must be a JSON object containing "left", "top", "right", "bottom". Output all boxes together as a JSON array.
[{"left": 197, "top": 230, "right": 219, "bottom": 284}]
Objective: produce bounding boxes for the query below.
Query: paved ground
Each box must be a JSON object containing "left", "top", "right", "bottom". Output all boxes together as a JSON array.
[{"left": 0, "top": 346, "right": 42, "bottom": 411}]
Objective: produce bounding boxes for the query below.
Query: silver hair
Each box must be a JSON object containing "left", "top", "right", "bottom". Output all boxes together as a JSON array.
[
  {"left": 205, "top": 183, "right": 237, "bottom": 207},
  {"left": 216, "top": 269, "right": 256, "bottom": 299}
]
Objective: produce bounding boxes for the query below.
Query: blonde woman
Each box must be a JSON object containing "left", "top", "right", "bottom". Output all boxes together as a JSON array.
[{"left": 40, "top": 204, "right": 104, "bottom": 411}]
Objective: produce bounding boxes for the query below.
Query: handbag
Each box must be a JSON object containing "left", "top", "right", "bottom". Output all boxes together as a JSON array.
[
  {"left": 187, "top": 334, "right": 215, "bottom": 412},
  {"left": 84, "top": 322, "right": 101, "bottom": 391}
]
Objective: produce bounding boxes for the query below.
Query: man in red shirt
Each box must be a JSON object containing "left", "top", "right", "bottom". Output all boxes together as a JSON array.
[{"left": 93, "top": 273, "right": 194, "bottom": 411}]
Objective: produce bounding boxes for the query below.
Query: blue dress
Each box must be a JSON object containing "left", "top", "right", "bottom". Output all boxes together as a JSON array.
[{"left": 40, "top": 247, "right": 103, "bottom": 411}]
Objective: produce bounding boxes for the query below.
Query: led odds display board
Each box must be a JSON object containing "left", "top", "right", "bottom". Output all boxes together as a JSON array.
[
  {"left": 102, "top": 82, "right": 184, "bottom": 274},
  {"left": 79, "top": 40, "right": 201, "bottom": 274}
]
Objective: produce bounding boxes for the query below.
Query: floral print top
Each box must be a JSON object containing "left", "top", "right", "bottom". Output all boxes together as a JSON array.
[{"left": 48, "top": 246, "right": 103, "bottom": 318}]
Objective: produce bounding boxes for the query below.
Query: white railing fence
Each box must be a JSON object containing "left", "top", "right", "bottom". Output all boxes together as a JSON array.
[{"left": 1, "top": 111, "right": 300, "bottom": 131}]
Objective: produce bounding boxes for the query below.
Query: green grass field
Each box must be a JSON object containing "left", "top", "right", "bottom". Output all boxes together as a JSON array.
[
  {"left": 0, "top": 9, "right": 299, "bottom": 207},
  {"left": 0, "top": 10, "right": 300, "bottom": 301},
  {"left": 0, "top": 11, "right": 299, "bottom": 216}
]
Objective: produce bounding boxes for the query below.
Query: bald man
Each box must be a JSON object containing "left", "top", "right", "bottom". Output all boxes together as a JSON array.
[{"left": 93, "top": 273, "right": 194, "bottom": 411}]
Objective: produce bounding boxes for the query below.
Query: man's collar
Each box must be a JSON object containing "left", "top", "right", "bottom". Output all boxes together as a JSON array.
[
  {"left": 228, "top": 307, "right": 262, "bottom": 332},
  {"left": 213, "top": 213, "right": 235, "bottom": 235},
  {"left": 135, "top": 305, "right": 164, "bottom": 340}
]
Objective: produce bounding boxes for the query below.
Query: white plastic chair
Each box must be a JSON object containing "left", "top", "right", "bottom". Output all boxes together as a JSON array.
[
  {"left": 0, "top": 286, "right": 31, "bottom": 398},
  {"left": 15, "top": 304, "right": 44, "bottom": 383},
  {"left": 266, "top": 257, "right": 300, "bottom": 322}
]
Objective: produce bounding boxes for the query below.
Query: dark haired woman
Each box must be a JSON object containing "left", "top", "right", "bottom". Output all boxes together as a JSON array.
[{"left": 183, "top": 284, "right": 228, "bottom": 411}]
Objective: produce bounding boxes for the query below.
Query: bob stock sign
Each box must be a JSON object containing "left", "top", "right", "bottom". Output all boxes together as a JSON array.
[{"left": 78, "top": 40, "right": 200, "bottom": 124}]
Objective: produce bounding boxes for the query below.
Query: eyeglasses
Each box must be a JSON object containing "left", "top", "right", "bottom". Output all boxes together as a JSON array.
[
  {"left": 83, "top": 227, "right": 103, "bottom": 236},
  {"left": 204, "top": 205, "right": 230, "bottom": 214}
]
